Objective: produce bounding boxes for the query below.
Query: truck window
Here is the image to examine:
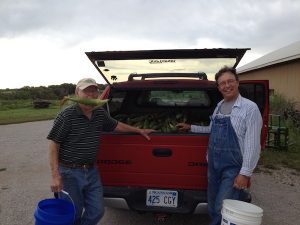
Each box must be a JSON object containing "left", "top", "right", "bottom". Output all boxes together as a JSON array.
[{"left": 137, "top": 90, "right": 211, "bottom": 107}]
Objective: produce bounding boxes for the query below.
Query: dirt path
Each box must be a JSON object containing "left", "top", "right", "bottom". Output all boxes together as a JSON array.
[{"left": 251, "top": 166, "right": 300, "bottom": 225}]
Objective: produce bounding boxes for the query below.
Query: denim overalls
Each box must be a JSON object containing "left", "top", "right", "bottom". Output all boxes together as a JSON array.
[{"left": 207, "top": 110, "right": 243, "bottom": 225}]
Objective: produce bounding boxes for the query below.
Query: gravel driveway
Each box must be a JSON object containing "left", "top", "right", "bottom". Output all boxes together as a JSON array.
[{"left": 0, "top": 120, "right": 299, "bottom": 225}]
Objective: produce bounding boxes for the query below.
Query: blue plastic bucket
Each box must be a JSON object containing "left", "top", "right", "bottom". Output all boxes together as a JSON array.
[{"left": 34, "top": 198, "right": 75, "bottom": 225}]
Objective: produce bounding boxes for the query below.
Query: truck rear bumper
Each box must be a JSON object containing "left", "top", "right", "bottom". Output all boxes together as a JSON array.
[{"left": 103, "top": 186, "right": 208, "bottom": 214}]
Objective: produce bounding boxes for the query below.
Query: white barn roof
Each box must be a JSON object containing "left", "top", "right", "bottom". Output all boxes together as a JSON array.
[{"left": 237, "top": 40, "right": 300, "bottom": 73}]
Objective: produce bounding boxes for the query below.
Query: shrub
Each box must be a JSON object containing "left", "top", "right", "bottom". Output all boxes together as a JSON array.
[{"left": 269, "top": 94, "right": 300, "bottom": 129}]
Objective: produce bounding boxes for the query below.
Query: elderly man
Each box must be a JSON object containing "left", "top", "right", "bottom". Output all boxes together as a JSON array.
[{"left": 47, "top": 78, "right": 154, "bottom": 225}]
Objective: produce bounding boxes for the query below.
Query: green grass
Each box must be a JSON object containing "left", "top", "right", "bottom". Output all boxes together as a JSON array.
[
  {"left": 0, "top": 100, "right": 61, "bottom": 125},
  {"left": 0, "top": 99, "right": 33, "bottom": 110},
  {"left": 260, "top": 126, "right": 300, "bottom": 171},
  {"left": 259, "top": 148, "right": 300, "bottom": 172},
  {"left": 260, "top": 94, "right": 300, "bottom": 172},
  {"left": 0, "top": 107, "right": 61, "bottom": 125}
]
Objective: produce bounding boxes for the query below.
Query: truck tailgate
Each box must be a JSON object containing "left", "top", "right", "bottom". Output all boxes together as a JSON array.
[{"left": 97, "top": 133, "right": 208, "bottom": 190}]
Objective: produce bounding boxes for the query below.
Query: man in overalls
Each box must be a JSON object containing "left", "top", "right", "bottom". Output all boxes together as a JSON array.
[{"left": 176, "top": 66, "right": 262, "bottom": 225}]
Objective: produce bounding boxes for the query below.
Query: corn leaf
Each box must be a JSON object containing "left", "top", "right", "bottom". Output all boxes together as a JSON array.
[{"left": 60, "top": 96, "right": 108, "bottom": 107}]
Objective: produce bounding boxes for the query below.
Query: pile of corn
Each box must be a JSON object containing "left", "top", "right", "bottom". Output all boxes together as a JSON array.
[{"left": 115, "top": 112, "right": 188, "bottom": 132}]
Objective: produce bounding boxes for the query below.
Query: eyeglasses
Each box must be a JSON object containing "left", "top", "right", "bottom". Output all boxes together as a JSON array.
[
  {"left": 217, "top": 79, "right": 237, "bottom": 88},
  {"left": 81, "top": 88, "right": 100, "bottom": 95}
]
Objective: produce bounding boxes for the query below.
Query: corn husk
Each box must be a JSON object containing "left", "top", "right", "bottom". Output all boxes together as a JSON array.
[{"left": 60, "top": 96, "right": 108, "bottom": 107}]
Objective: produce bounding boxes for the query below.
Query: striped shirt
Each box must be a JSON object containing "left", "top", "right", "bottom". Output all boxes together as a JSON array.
[
  {"left": 47, "top": 104, "right": 118, "bottom": 164},
  {"left": 191, "top": 94, "right": 262, "bottom": 177}
]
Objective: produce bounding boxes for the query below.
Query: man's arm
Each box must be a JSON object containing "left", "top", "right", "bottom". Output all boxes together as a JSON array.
[
  {"left": 114, "top": 121, "right": 154, "bottom": 140},
  {"left": 176, "top": 122, "right": 212, "bottom": 133},
  {"left": 49, "top": 140, "right": 63, "bottom": 192},
  {"left": 234, "top": 105, "right": 262, "bottom": 189},
  {"left": 240, "top": 106, "right": 262, "bottom": 177}
]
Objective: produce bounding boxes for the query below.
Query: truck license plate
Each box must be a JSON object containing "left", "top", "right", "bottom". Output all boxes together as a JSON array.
[{"left": 146, "top": 189, "right": 178, "bottom": 207}]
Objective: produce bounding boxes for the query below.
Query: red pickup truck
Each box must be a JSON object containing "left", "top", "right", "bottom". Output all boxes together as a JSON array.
[{"left": 85, "top": 49, "right": 269, "bottom": 215}]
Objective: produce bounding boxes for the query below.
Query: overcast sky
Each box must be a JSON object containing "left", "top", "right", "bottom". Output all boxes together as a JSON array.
[{"left": 1, "top": 0, "right": 299, "bottom": 89}]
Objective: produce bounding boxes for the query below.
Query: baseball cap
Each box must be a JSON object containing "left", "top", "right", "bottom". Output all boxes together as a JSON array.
[{"left": 76, "top": 78, "right": 98, "bottom": 90}]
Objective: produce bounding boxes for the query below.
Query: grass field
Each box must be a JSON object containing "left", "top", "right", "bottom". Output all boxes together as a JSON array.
[
  {"left": 259, "top": 148, "right": 300, "bottom": 172},
  {"left": 259, "top": 125, "right": 300, "bottom": 171},
  {"left": 0, "top": 100, "right": 61, "bottom": 125},
  {"left": 0, "top": 107, "right": 60, "bottom": 125}
]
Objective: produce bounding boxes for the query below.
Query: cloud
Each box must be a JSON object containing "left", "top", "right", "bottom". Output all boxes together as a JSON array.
[
  {"left": 1, "top": 0, "right": 299, "bottom": 47},
  {"left": 0, "top": 0, "right": 300, "bottom": 88}
]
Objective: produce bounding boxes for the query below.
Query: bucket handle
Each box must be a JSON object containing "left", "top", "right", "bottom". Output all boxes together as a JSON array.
[{"left": 54, "top": 190, "right": 76, "bottom": 222}]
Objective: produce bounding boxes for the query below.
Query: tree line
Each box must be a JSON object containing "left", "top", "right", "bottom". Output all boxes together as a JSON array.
[{"left": 0, "top": 83, "right": 107, "bottom": 100}]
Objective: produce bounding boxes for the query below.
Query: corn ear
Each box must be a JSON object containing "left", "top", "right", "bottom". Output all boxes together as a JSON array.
[{"left": 60, "top": 96, "right": 108, "bottom": 107}]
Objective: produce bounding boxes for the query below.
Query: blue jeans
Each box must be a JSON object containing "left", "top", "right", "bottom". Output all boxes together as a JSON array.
[
  {"left": 58, "top": 166, "right": 104, "bottom": 225},
  {"left": 207, "top": 166, "right": 241, "bottom": 225}
]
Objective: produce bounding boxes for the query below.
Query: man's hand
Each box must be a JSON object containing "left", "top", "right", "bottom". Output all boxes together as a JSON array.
[
  {"left": 139, "top": 128, "right": 156, "bottom": 140},
  {"left": 233, "top": 174, "right": 250, "bottom": 190},
  {"left": 115, "top": 122, "right": 156, "bottom": 140},
  {"left": 51, "top": 174, "right": 63, "bottom": 193},
  {"left": 176, "top": 123, "right": 191, "bottom": 131}
]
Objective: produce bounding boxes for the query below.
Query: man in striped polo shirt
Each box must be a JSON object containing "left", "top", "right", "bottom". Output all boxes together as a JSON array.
[
  {"left": 176, "top": 66, "right": 262, "bottom": 225},
  {"left": 47, "top": 78, "right": 154, "bottom": 225}
]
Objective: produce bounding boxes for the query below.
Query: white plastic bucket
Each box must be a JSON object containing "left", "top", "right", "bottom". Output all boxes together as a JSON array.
[{"left": 221, "top": 199, "right": 263, "bottom": 225}]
